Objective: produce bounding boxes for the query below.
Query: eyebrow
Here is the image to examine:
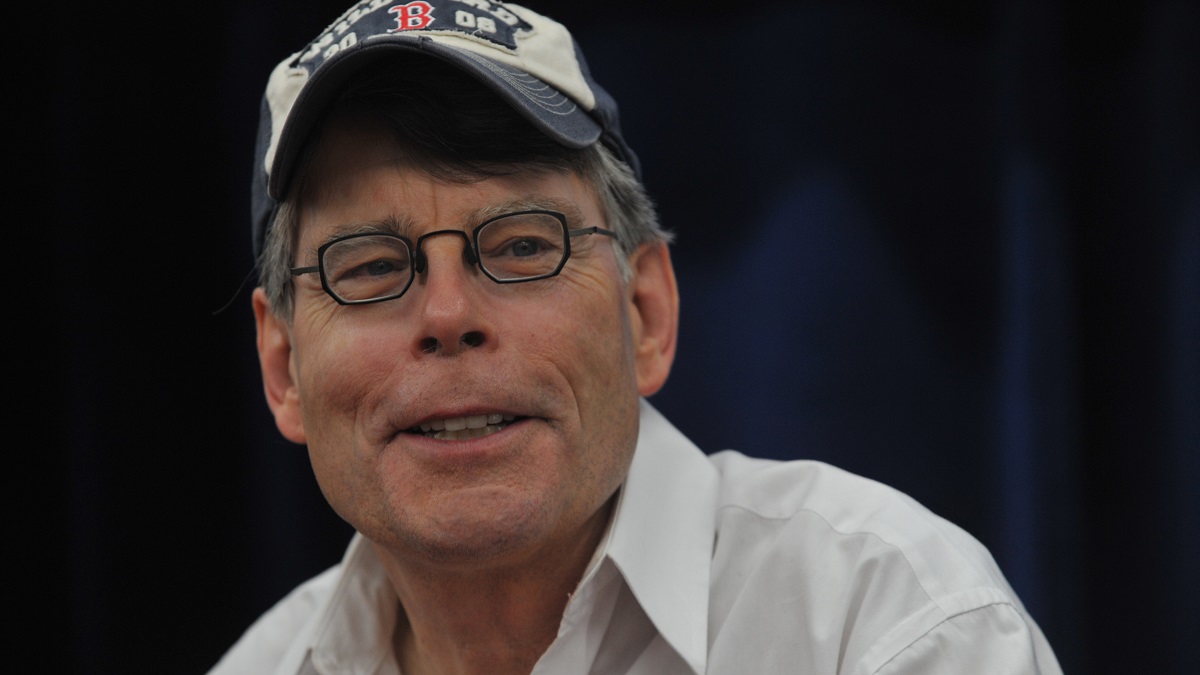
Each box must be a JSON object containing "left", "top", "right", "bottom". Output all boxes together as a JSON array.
[
  {"left": 464, "top": 195, "right": 587, "bottom": 228},
  {"left": 304, "top": 194, "right": 588, "bottom": 259},
  {"left": 319, "top": 214, "right": 418, "bottom": 243}
]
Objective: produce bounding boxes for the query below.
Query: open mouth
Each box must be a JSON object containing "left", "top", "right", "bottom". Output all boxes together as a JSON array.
[{"left": 408, "top": 413, "right": 519, "bottom": 440}]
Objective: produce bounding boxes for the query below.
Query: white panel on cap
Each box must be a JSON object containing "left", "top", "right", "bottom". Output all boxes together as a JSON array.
[
  {"left": 509, "top": 3, "right": 596, "bottom": 111},
  {"left": 263, "top": 57, "right": 312, "bottom": 179}
]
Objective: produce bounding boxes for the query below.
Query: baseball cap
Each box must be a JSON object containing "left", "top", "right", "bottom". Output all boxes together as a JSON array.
[{"left": 251, "top": 0, "right": 639, "bottom": 258}]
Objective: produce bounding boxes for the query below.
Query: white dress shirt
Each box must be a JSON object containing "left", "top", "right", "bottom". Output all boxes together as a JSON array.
[{"left": 209, "top": 399, "right": 1062, "bottom": 674}]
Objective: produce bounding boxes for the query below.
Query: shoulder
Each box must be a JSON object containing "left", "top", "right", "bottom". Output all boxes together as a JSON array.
[
  {"left": 206, "top": 564, "right": 342, "bottom": 675},
  {"left": 704, "top": 451, "right": 1059, "bottom": 673},
  {"left": 707, "top": 451, "right": 1003, "bottom": 590}
]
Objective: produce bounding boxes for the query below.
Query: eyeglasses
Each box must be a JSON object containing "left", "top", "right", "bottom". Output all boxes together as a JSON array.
[{"left": 290, "top": 210, "right": 617, "bottom": 305}]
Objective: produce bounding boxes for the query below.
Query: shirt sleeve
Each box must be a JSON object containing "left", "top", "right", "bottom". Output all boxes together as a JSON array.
[{"left": 868, "top": 602, "right": 1063, "bottom": 675}]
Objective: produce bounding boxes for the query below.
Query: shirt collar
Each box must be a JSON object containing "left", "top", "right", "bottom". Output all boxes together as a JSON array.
[
  {"left": 306, "top": 535, "right": 398, "bottom": 674},
  {"left": 600, "top": 398, "right": 719, "bottom": 674}
]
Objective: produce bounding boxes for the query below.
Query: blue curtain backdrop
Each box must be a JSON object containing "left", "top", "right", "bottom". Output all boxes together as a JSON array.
[{"left": 31, "top": 1, "right": 1196, "bottom": 673}]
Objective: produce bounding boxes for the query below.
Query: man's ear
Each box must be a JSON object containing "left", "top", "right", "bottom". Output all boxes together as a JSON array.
[
  {"left": 627, "top": 241, "right": 680, "bottom": 397},
  {"left": 252, "top": 288, "right": 307, "bottom": 444}
]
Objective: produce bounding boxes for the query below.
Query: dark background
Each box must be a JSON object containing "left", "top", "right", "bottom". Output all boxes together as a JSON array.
[{"left": 28, "top": 1, "right": 1197, "bottom": 673}]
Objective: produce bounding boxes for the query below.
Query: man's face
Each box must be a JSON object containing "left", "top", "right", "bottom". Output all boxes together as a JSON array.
[{"left": 254, "top": 116, "right": 677, "bottom": 570}]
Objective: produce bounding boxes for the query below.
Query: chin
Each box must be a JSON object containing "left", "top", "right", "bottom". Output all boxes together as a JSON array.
[{"left": 377, "top": 488, "right": 555, "bottom": 565}]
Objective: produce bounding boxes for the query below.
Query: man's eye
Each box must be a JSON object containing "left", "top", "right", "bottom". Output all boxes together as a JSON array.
[
  {"left": 356, "top": 258, "right": 406, "bottom": 276},
  {"left": 323, "top": 234, "right": 413, "bottom": 284},
  {"left": 508, "top": 238, "right": 545, "bottom": 257}
]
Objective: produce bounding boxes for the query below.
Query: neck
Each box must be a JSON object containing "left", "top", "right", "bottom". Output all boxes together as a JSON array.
[{"left": 373, "top": 499, "right": 614, "bottom": 675}]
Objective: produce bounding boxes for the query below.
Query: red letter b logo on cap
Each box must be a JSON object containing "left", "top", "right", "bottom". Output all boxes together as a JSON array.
[{"left": 389, "top": 1, "right": 435, "bottom": 31}]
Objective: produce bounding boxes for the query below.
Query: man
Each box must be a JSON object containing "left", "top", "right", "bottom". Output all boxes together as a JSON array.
[{"left": 212, "top": 1, "right": 1063, "bottom": 673}]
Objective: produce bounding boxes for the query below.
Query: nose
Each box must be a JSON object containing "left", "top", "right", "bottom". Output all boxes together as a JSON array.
[{"left": 410, "top": 229, "right": 492, "bottom": 356}]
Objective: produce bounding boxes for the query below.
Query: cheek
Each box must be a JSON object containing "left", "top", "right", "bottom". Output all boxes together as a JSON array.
[
  {"left": 524, "top": 278, "right": 640, "bottom": 418},
  {"left": 293, "top": 322, "right": 404, "bottom": 525},
  {"left": 294, "top": 318, "right": 402, "bottom": 431}
]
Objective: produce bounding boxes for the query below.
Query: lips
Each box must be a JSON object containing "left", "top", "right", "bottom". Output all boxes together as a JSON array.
[{"left": 409, "top": 413, "right": 518, "bottom": 440}]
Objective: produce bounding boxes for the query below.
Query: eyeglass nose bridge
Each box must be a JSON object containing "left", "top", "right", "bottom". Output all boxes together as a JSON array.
[{"left": 412, "top": 229, "right": 479, "bottom": 275}]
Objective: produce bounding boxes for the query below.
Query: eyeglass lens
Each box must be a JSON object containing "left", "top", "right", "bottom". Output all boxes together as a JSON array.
[
  {"left": 322, "top": 234, "right": 414, "bottom": 303},
  {"left": 476, "top": 212, "right": 567, "bottom": 281}
]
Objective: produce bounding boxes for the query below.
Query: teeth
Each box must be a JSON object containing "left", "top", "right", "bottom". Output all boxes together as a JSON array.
[
  {"left": 415, "top": 414, "right": 516, "bottom": 438},
  {"left": 432, "top": 424, "right": 506, "bottom": 440}
]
